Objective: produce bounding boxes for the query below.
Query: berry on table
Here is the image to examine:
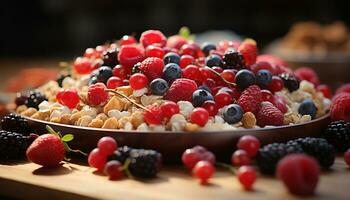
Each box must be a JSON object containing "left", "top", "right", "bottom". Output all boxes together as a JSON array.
[
  {"left": 316, "top": 84, "right": 332, "bottom": 98},
  {"left": 214, "top": 92, "right": 233, "bottom": 108},
  {"left": 235, "top": 69, "right": 256, "bottom": 89},
  {"left": 143, "top": 106, "right": 164, "bottom": 125},
  {"left": 150, "top": 78, "right": 169, "bottom": 96},
  {"left": 190, "top": 108, "right": 209, "bottom": 127},
  {"left": 345, "top": 149, "right": 350, "bottom": 167},
  {"left": 56, "top": 89, "right": 80, "bottom": 109},
  {"left": 192, "top": 89, "right": 214, "bottom": 107},
  {"left": 237, "top": 135, "right": 260, "bottom": 157},
  {"left": 129, "top": 73, "right": 148, "bottom": 90},
  {"left": 223, "top": 104, "right": 243, "bottom": 124},
  {"left": 164, "top": 78, "right": 198, "bottom": 102},
  {"left": 231, "top": 149, "right": 251, "bottom": 166},
  {"left": 256, "top": 69, "right": 272, "bottom": 88},
  {"left": 182, "top": 147, "right": 204, "bottom": 169},
  {"left": 298, "top": 99, "right": 317, "bottom": 119},
  {"left": 128, "top": 149, "right": 162, "bottom": 178},
  {"left": 145, "top": 45, "right": 164, "bottom": 58},
  {"left": 98, "top": 136, "right": 118, "bottom": 157},
  {"left": 97, "top": 66, "right": 113, "bottom": 84},
  {"left": 322, "top": 120, "right": 350, "bottom": 152},
  {"left": 163, "top": 63, "right": 182, "bottom": 82},
  {"left": 205, "top": 54, "right": 223, "bottom": 67},
  {"left": 118, "top": 45, "right": 144, "bottom": 68},
  {"left": 163, "top": 52, "right": 180, "bottom": 65},
  {"left": 268, "top": 76, "right": 284, "bottom": 92},
  {"left": 223, "top": 49, "right": 245, "bottom": 69},
  {"left": 330, "top": 93, "right": 350, "bottom": 122},
  {"left": 192, "top": 160, "right": 215, "bottom": 185},
  {"left": 0, "top": 113, "right": 32, "bottom": 135},
  {"left": 104, "top": 160, "right": 123, "bottom": 180},
  {"left": 256, "top": 101, "right": 284, "bottom": 127},
  {"left": 120, "top": 35, "right": 136, "bottom": 46},
  {"left": 201, "top": 100, "right": 219, "bottom": 117},
  {"left": 139, "top": 57, "right": 164, "bottom": 80},
  {"left": 88, "top": 83, "right": 109, "bottom": 106},
  {"left": 88, "top": 148, "right": 108, "bottom": 171},
  {"left": 107, "top": 76, "right": 124, "bottom": 89},
  {"left": 140, "top": 30, "right": 167, "bottom": 48},
  {"left": 277, "top": 154, "right": 320, "bottom": 196},
  {"left": 160, "top": 101, "right": 180, "bottom": 118},
  {"left": 0, "top": 130, "right": 37, "bottom": 159},
  {"left": 237, "top": 165, "right": 257, "bottom": 190}
]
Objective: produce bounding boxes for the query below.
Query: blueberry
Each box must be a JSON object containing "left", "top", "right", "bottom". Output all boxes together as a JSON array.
[
  {"left": 97, "top": 66, "right": 113, "bottom": 83},
  {"left": 298, "top": 99, "right": 317, "bottom": 119},
  {"left": 205, "top": 54, "right": 222, "bottom": 67},
  {"left": 192, "top": 89, "right": 214, "bottom": 107},
  {"left": 235, "top": 69, "right": 256, "bottom": 89},
  {"left": 163, "top": 63, "right": 182, "bottom": 82},
  {"left": 256, "top": 69, "right": 272, "bottom": 87},
  {"left": 198, "top": 85, "right": 212, "bottom": 93},
  {"left": 88, "top": 76, "right": 98, "bottom": 85},
  {"left": 223, "top": 104, "right": 243, "bottom": 124},
  {"left": 163, "top": 52, "right": 180, "bottom": 65},
  {"left": 201, "top": 42, "right": 216, "bottom": 56},
  {"left": 150, "top": 78, "right": 169, "bottom": 96}
]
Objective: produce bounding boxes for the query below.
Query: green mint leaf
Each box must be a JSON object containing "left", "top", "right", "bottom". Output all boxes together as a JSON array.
[
  {"left": 179, "top": 26, "right": 191, "bottom": 39},
  {"left": 61, "top": 134, "right": 74, "bottom": 142}
]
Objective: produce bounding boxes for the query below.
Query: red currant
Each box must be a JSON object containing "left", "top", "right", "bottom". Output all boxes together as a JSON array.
[
  {"left": 190, "top": 108, "right": 209, "bottom": 127},
  {"left": 268, "top": 76, "right": 284, "bottom": 92},
  {"left": 182, "top": 148, "right": 203, "bottom": 169},
  {"left": 107, "top": 76, "right": 124, "bottom": 89},
  {"left": 261, "top": 89, "right": 274, "bottom": 102},
  {"left": 214, "top": 92, "right": 233, "bottom": 108},
  {"left": 192, "top": 161, "right": 215, "bottom": 184},
  {"left": 118, "top": 45, "right": 144, "bottom": 67},
  {"left": 231, "top": 150, "right": 251, "bottom": 166},
  {"left": 143, "top": 106, "right": 164, "bottom": 125},
  {"left": 273, "top": 95, "right": 288, "bottom": 113},
  {"left": 74, "top": 57, "right": 92, "bottom": 74},
  {"left": 237, "top": 135, "right": 260, "bottom": 157},
  {"left": 112, "top": 65, "right": 130, "bottom": 79},
  {"left": 160, "top": 101, "right": 180, "bottom": 119},
  {"left": 97, "top": 136, "right": 118, "bottom": 156},
  {"left": 237, "top": 165, "right": 257, "bottom": 190},
  {"left": 179, "top": 55, "right": 195, "bottom": 68},
  {"left": 56, "top": 89, "right": 80, "bottom": 109},
  {"left": 316, "top": 84, "right": 332, "bottom": 98},
  {"left": 120, "top": 35, "right": 136, "bottom": 46},
  {"left": 180, "top": 44, "right": 198, "bottom": 58},
  {"left": 140, "top": 30, "right": 167, "bottom": 48},
  {"left": 231, "top": 87, "right": 241, "bottom": 100},
  {"left": 199, "top": 67, "right": 213, "bottom": 81},
  {"left": 345, "top": 149, "right": 350, "bottom": 167},
  {"left": 88, "top": 148, "right": 107, "bottom": 171},
  {"left": 203, "top": 78, "right": 216, "bottom": 90},
  {"left": 212, "top": 66, "right": 223, "bottom": 73},
  {"left": 145, "top": 45, "right": 164, "bottom": 58},
  {"left": 104, "top": 160, "right": 124, "bottom": 180},
  {"left": 129, "top": 73, "right": 148, "bottom": 90},
  {"left": 221, "top": 69, "right": 236, "bottom": 82},
  {"left": 88, "top": 83, "right": 109, "bottom": 106},
  {"left": 183, "top": 65, "right": 201, "bottom": 81},
  {"left": 201, "top": 100, "right": 219, "bottom": 116},
  {"left": 84, "top": 48, "right": 102, "bottom": 59}
]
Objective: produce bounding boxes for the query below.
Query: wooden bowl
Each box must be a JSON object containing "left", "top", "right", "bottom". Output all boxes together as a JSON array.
[{"left": 25, "top": 114, "right": 330, "bottom": 163}]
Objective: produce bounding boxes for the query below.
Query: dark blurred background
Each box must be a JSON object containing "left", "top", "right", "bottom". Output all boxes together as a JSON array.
[{"left": 1, "top": 0, "right": 349, "bottom": 58}]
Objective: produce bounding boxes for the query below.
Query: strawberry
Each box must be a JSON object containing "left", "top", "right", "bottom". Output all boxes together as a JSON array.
[
  {"left": 238, "top": 39, "right": 258, "bottom": 66},
  {"left": 164, "top": 78, "right": 198, "bottom": 102},
  {"left": 139, "top": 57, "right": 164, "bottom": 80},
  {"left": 256, "top": 101, "right": 284, "bottom": 127},
  {"left": 294, "top": 67, "right": 320, "bottom": 86},
  {"left": 238, "top": 85, "right": 262, "bottom": 114}
]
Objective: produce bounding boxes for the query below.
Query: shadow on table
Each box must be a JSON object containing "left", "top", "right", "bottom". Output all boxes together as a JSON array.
[{"left": 32, "top": 164, "right": 73, "bottom": 176}]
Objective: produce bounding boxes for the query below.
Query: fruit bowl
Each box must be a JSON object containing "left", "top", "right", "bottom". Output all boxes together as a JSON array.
[{"left": 25, "top": 114, "right": 330, "bottom": 163}]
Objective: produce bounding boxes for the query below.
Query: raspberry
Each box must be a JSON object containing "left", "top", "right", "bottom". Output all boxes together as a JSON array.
[
  {"left": 88, "top": 83, "right": 109, "bottom": 106},
  {"left": 139, "top": 57, "right": 164, "bottom": 80},
  {"left": 294, "top": 67, "right": 320, "bottom": 86},
  {"left": 256, "top": 101, "right": 284, "bottom": 127},
  {"left": 277, "top": 154, "right": 320, "bottom": 196},
  {"left": 238, "top": 39, "right": 258, "bottom": 66},
  {"left": 330, "top": 93, "right": 350, "bottom": 122},
  {"left": 120, "top": 35, "right": 136, "bottom": 46},
  {"left": 335, "top": 83, "right": 350, "bottom": 95},
  {"left": 143, "top": 106, "right": 164, "bottom": 125},
  {"left": 237, "top": 85, "right": 262, "bottom": 114},
  {"left": 128, "top": 149, "right": 162, "bottom": 178},
  {"left": 118, "top": 45, "right": 144, "bottom": 68},
  {"left": 257, "top": 54, "right": 288, "bottom": 67},
  {"left": 56, "top": 89, "right": 80, "bottom": 109},
  {"left": 164, "top": 78, "right": 198, "bottom": 102},
  {"left": 166, "top": 35, "right": 187, "bottom": 50},
  {"left": 316, "top": 84, "right": 332, "bottom": 98},
  {"left": 140, "top": 30, "right": 167, "bottom": 48},
  {"left": 74, "top": 57, "right": 92, "bottom": 74}
]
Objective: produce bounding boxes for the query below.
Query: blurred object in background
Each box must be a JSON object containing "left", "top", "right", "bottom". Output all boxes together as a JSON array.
[
  {"left": 266, "top": 21, "right": 350, "bottom": 89},
  {"left": 195, "top": 30, "right": 242, "bottom": 45}
]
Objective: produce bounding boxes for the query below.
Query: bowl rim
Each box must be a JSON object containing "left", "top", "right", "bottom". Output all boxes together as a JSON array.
[{"left": 24, "top": 113, "right": 330, "bottom": 135}]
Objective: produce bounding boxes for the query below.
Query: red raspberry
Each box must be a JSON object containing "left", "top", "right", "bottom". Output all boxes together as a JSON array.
[
  {"left": 294, "top": 67, "right": 320, "bottom": 86},
  {"left": 335, "top": 83, "right": 350, "bottom": 95},
  {"left": 120, "top": 35, "right": 136, "bottom": 46},
  {"left": 164, "top": 78, "right": 198, "bottom": 102},
  {"left": 143, "top": 106, "right": 164, "bottom": 125},
  {"left": 139, "top": 57, "right": 164, "bottom": 80},
  {"left": 256, "top": 101, "right": 284, "bottom": 127},
  {"left": 140, "top": 30, "right": 167, "bottom": 48},
  {"left": 118, "top": 45, "right": 144, "bottom": 68},
  {"left": 88, "top": 83, "right": 109, "bottom": 106},
  {"left": 257, "top": 54, "right": 288, "bottom": 67},
  {"left": 316, "top": 84, "right": 332, "bottom": 98},
  {"left": 56, "top": 89, "right": 80, "bottom": 109},
  {"left": 166, "top": 35, "right": 187, "bottom": 50},
  {"left": 238, "top": 39, "right": 258, "bottom": 66},
  {"left": 237, "top": 85, "right": 262, "bottom": 114},
  {"left": 277, "top": 154, "right": 320, "bottom": 196},
  {"left": 330, "top": 93, "right": 350, "bottom": 122},
  {"left": 74, "top": 57, "right": 92, "bottom": 74}
]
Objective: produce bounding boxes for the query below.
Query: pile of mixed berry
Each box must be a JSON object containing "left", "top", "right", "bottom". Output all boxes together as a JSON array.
[{"left": 14, "top": 28, "right": 332, "bottom": 132}]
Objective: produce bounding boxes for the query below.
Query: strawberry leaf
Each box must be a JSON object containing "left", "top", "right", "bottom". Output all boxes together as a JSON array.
[
  {"left": 61, "top": 134, "right": 74, "bottom": 142},
  {"left": 179, "top": 26, "right": 190, "bottom": 39}
]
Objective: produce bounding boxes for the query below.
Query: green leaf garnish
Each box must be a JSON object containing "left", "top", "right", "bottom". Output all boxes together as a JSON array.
[
  {"left": 61, "top": 134, "right": 74, "bottom": 142},
  {"left": 179, "top": 26, "right": 191, "bottom": 39}
]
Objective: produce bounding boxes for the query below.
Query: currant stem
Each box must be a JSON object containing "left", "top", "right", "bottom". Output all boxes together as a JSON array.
[
  {"left": 105, "top": 89, "right": 150, "bottom": 111},
  {"left": 122, "top": 159, "right": 134, "bottom": 179},
  {"left": 205, "top": 66, "right": 237, "bottom": 87},
  {"left": 216, "top": 162, "right": 236, "bottom": 175}
]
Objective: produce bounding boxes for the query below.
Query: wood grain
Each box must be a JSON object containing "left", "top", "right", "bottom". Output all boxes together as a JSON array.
[{"left": 0, "top": 158, "right": 349, "bottom": 200}]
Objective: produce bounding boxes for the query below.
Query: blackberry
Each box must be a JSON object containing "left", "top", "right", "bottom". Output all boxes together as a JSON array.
[
  {"left": 15, "top": 92, "right": 28, "bottom": 106},
  {"left": 132, "top": 62, "right": 141, "bottom": 74},
  {"left": 223, "top": 49, "right": 245, "bottom": 69},
  {"left": 256, "top": 142, "right": 302, "bottom": 174},
  {"left": 108, "top": 146, "right": 134, "bottom": 164},
  {"left": 103, "top": 48, "right": 119, "bottom": 67},
  {"left": 25, "top": 91, "right": 47, "bottom": 109},
  {"left": 0, "top": 130, "right": 37, "bottom": 159},
  {"left": 322, "top": 120, "right": 350, "bottom": 152},
  {"left": 1, "top": 113, "right": 32, "bottom": 135},
  {"left": 128, "top": 149, "right": 162, "bottom": 178},
  {"left": 279, "top": 73, "right": 300, "bottom": 92},
  {"left": 293, "top": 137, "right": 335, "bottom": 168}
]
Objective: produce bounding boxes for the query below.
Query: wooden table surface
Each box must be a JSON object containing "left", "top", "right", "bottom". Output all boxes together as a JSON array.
[{"left": 0, "top": 158, "right": 349, "bottom": 200}]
